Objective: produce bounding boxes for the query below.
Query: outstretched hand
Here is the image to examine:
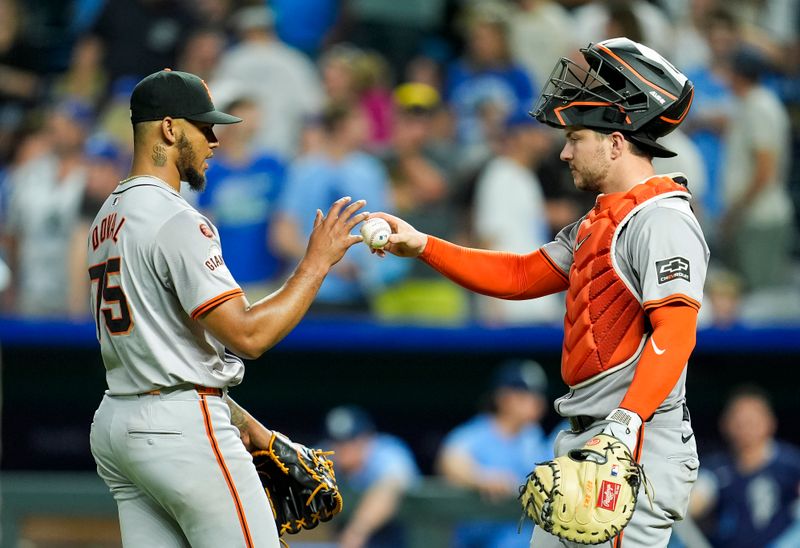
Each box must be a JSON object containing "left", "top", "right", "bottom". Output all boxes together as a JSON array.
[
  {"left": 305, "top": 197, "right": 369, "bottom": 270},
  {"left": 366, "top": 212, "right": 428, "bottom": 258}
]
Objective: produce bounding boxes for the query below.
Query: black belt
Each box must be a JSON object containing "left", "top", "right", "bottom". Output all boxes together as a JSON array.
[
  {"left": 568, "top": 403, "right": 690, "bottom": 433},
  {"left": 568, "top": 415, "right": 598, "bottom": 432}
]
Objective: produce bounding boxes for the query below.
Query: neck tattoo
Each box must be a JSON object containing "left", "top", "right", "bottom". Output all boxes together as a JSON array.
[{"left": 152, "top": 144, "right": 167, "bottom": 167}]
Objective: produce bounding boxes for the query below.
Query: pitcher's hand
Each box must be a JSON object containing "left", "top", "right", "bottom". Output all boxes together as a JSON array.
[{"left": 305, "top": 197, "right": 369, "bottom": 269}]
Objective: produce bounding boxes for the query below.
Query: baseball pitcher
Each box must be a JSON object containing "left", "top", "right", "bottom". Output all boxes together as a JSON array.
[{"left": 88, "top": 70, "right": 359, "bottom": 547}]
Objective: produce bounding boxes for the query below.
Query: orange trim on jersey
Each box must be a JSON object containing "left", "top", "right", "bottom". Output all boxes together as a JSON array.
[
  {"left": 596, "top": 44, "right": 678, "bottom": 101},
  {"left": 614, "top": 530, "right": 624, "bottom": 548},
  {"left": 191, "top": 289, "right": 244, "bottom": 319},
  {"left": 540, "top": 248, "right": 569, "bottom": 282},
  {"left": 633, "top": 423, "right": 645, "bottom": 463},
  {"left": 643, "top": 293, "right": 701, "bottom": 311},
  {"left": 199, "top": 396, "right": 255, "bottom": 548}
]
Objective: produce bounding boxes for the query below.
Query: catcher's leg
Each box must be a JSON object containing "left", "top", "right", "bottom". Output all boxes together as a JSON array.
[
  {"left": 615, "top": 408, "right": 699, "bottom": 548},
  {"left": 530, "top": 405, "right": 697, "bottom": 548}
]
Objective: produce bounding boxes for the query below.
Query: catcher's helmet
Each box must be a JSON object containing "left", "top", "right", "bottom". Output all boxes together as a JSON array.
[{"left": 531, "top": 37, "right": 693, "bottom": 157}]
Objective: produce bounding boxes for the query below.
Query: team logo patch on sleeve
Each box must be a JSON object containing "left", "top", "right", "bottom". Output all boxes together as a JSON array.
[
  {"left": 656, "top": 256, "right": 690, "bottom": 284},
  {"left": 199, "top": 223, "right": 214, "bottom": 239}
]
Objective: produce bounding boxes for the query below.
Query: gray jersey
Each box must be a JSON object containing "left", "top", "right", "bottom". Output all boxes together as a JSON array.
[
  {"left": 542, "top": 176, "right": 709, "bottom": 418},
  {"left": 87, "top": 176, "right": 245, "bottom": 395}
]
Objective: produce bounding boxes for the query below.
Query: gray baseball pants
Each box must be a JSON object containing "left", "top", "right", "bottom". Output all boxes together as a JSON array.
[
  {"left": 90, "top": 388, "right": 280, "bottom": 547},
  {"left": 530, "top": 404, "right": 699, "bottom": 548}
]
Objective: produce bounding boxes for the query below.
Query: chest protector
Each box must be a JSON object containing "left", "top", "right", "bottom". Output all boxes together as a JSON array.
[{"left": 562, "top": 176, "right": 691, "bottom": 387}]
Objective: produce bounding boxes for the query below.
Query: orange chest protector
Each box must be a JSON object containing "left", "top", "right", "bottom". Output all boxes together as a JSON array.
[{"left": 561, "top": 177, "right": 691, "bottom": 387}]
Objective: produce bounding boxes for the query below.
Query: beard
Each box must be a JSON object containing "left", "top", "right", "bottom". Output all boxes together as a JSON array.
[
  {"left": 176, "top": 132, "right": 206, "bottom": 192},
  {"left": 571, "top": 146, "right": 610, "bottom": 193}
]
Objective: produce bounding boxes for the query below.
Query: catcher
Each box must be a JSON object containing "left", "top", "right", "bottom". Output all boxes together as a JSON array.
[{"left": 368, "top": 38, "right": 707, "bottom": 548}]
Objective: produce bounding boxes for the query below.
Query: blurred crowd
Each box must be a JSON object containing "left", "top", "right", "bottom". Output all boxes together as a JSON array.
[
  {"left": 2, "top": 0, "right": 800, "bottom": 328},
  {"left": 319, "top": 361, "right": 800, "bottom": 548}
]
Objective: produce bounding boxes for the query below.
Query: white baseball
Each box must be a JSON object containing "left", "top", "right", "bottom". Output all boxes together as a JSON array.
[{"left": 360, "top": 218, "right": 392, "bottom": 249}]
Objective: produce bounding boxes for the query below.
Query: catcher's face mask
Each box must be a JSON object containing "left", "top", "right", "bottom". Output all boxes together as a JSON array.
[{"left": 531, "top": 37, "right": 694, "bottom": 158}]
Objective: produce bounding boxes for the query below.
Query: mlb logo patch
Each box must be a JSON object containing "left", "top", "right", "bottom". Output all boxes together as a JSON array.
[
  {"left": 655, "top": 256, "right": 690, "bottom": 284},
  {"left": 611, "top": 465, "right": 619, "bottom": 477},
  {"left": 597, "top": 480, "right": 622, "bottom": 511}
]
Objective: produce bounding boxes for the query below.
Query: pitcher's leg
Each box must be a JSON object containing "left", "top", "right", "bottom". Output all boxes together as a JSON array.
[
  {"left": 117, "top": 492, "right": 191, "bottom": 547},
  {"left": 91, "top": 396, "right": 189, "bottom": 548},
  {"left": 140, "top": 395, "right": 280, "bottom": 548}
]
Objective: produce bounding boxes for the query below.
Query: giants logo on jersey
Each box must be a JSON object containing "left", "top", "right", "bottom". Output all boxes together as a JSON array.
[
  {"left": 205, "top": 255, "right": 225, "bottom": 271},
  {"left": 205, "top": 245, "right": 226, "bottom": 271},
  {"left": 91, "top": 213, "right": 126, "bottom": 250}
]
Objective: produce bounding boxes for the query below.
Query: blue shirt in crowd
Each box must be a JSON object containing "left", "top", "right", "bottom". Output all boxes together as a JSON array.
[
  {"left": 277, "top": 152, "right": 408, "bottom": 306},
  {"left": 684, "top": 66, "right": 734, "bottom": 221},
  {"left": 271, "top": 0, "right": 339, "bottom": 57},
  {"left": 445, "top": 60, "right": 536, "bottom": 146},
  {"left": 442, "top": 414, "right": 551, "bottom": 548},
  {"left": 342, "top": 433, "right": 421, "bottom": 491},
  {"left": 199, "top": 153, "right": 286, "bottom": 286},
  {"left": 702, "top": 442, "right": 800, "bottom": 548}
]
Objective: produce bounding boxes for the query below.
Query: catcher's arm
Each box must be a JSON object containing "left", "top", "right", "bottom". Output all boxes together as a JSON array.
[
  {"left": 367, "top": 213, "right": 568, "bottom": 299},
  {"left": 226, "top": 397, "right": 272, "bottom": 452},
  {"left": 604, "top": 304, "right": 699, "bottom": 452}
]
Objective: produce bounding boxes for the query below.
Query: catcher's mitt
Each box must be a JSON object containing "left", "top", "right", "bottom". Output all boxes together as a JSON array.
[
  {"left": 252, "top": 431, "right": 343, "bottom": 538},
  {"left": 519, "top": 434, "right": 645, "bottom": 545}
]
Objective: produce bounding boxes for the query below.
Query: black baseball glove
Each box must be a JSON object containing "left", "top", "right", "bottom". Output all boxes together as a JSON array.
[{"left": 252, "top": 431, "right": 343, "bottom": 538}]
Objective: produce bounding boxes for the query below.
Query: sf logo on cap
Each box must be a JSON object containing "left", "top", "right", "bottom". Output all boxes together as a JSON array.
[{"left": 200, "top": 79, "right": 213, "bottom": 101}]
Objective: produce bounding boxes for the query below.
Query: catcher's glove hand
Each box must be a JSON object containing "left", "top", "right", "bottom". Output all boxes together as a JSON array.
[
  {"left": 519, "top": 434, "right": 645, "bottom": 545},
  {"left": 252, "top": 431, "right": 343, "bottom": 538}
]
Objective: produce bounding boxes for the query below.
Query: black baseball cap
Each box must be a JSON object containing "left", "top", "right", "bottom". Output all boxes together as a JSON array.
[{"left": 130, "top": 69, "right": 242, "bottom": 125}]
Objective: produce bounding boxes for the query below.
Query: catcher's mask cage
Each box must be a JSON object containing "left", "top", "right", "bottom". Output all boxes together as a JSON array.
[{"left": 531, "top": 37, "right": 694, "bottom": 158}]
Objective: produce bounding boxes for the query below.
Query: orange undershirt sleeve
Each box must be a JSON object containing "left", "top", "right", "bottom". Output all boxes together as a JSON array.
[
  {"left": 419, "top": 235, "right": 569, "bottom": 299},
  {"left": 620, "top": 303, "right": 699, "bottom": 421}
]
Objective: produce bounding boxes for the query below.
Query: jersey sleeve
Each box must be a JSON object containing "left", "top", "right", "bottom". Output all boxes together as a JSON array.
[
  {"left": 626, "top": 199, "right": 709, "bottom": 310},
  {"left": 541, "top": 218, "right": 581, "bottom": 276},
  {"left": 153, "top": 209, "right": 243, "bottom": 319}
]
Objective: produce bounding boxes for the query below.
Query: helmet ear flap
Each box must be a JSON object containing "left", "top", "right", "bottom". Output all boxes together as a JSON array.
[
  {"left": 640, "top": 80, "right": 694, "bottom": 140},
  {"left": 603, "top": 108, "right": 627, "bottom": 124}
]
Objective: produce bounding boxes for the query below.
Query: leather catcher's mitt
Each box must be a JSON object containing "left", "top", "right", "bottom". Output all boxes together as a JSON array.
[
  {"left": 252, "top": 431, "right": 343, "bottom": 537},
  {"left": 519, "top": 434, "right": 643, "bottom": 545}
]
